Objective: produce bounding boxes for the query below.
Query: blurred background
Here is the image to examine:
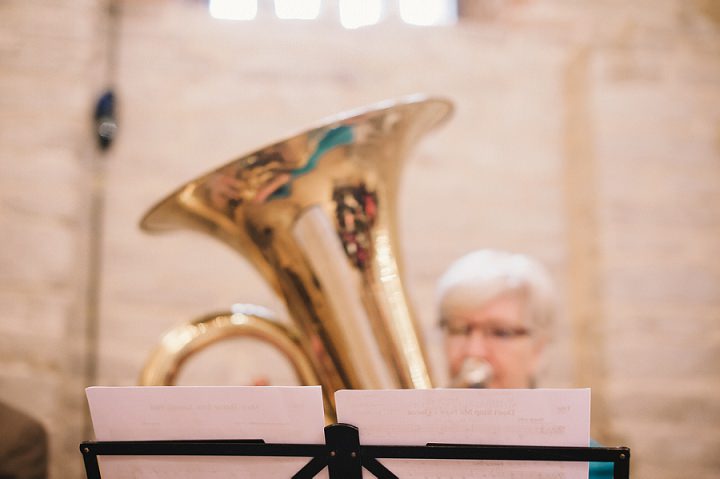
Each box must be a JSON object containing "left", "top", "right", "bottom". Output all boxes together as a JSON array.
[{"left": 1, "top": 0, "right": 719, "bottom": 477}]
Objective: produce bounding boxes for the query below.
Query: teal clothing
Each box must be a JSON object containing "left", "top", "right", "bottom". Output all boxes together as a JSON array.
[{"left": 590, "top": 439, "right": 614, "bottom": 478}]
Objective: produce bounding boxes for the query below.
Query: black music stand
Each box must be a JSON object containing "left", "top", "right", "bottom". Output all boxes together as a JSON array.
[{"left": 80, "top": 423, "right": 630, "bottom": 479}]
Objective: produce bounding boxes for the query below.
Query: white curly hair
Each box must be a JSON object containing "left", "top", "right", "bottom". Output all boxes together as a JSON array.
[{"left": 436, "top": 249, "right": 556, "bottom": 337}]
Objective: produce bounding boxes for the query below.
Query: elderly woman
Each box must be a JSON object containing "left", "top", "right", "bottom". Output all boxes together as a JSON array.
[
  {"left": 437, "top": 249, "right": 555, "bottom": 389},
  {"left": 437, "top": 249, "right": 612, "bottom": 479}
]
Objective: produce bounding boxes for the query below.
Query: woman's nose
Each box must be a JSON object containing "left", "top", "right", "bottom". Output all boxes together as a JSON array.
[{"left": 465, "top": 327, "right": 489, "bottom": 357}]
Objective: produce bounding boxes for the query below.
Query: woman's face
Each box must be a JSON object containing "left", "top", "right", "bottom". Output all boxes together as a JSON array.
[{"left": 443, "top": 293, "right": 544, "bottom": 389}]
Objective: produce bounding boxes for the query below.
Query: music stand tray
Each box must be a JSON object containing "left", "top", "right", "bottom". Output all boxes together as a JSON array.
[{"left": 80, "top": 423, "right": 630, "bottom": 479}]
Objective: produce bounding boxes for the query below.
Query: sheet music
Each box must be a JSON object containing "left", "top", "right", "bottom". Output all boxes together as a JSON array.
[
  {"left": 336, "top": 388, "right": 590, "bottom": 479},
  {"left": 87, "top": 385, "right": 326, "bottom": 479}
]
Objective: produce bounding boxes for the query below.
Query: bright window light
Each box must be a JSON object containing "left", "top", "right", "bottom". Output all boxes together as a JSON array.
[
  {"left": 339, "top": 0, "right": 382, "bottom": 29},
  {"left": 274, "top": 0, "right": 322, "bottom": 20},
  {"left": 399, "top": 0, "right": 457, "bottom": 26},
  {"left": 209, "top": 0, "right": 258, "bottom": 20}
]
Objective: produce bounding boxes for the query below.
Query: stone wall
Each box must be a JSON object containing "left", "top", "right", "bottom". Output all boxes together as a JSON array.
[
  {"left": 0, "top": 1, "right": 105, "bottom": 478},
  {"left": 0, "top": 0, "right": 718, "bottom": 477}
]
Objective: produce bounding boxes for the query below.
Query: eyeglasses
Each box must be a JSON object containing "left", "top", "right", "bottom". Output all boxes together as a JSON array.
[{"left": 440, "top": 319, "right": 532, "bottom": 341}]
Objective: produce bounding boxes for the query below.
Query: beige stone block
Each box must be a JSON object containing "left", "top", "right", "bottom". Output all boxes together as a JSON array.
[
  {"left": 0, "top": 291, "right": 70, "bottom": 340},
  {"left": 0, "top": 148, "right": 81, "bottom": 221},
  {"left": 0, "top": 214, "right": 76, "bottom": 288}
]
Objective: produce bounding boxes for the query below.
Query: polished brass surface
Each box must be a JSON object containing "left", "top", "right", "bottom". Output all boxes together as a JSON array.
[
  {"left": 139, "top": 95, "right": 453, "bottom": 419},
  {"left": 139, "top": 304, "right": 330, "bottom": 413}
]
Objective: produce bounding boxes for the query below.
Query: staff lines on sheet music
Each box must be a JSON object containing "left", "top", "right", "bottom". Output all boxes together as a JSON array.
[
  {"left": 352, "top": 422, "right": 571, "bottom": 440},
  {"left": 149, "top": 402, "right": 262, "bottom": 411}
]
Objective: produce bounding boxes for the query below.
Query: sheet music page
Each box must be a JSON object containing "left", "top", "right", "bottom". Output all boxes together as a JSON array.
[
  {"left": 336, "top": 388, "right": 590, "bottom": 479},
  {"left": 87, "top": 385, "right": 326, "bottom": 479}
]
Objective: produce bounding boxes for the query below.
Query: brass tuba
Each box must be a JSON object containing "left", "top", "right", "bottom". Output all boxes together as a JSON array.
[{"left": 139, "top": 95, "right": 453, "bottom": 420}]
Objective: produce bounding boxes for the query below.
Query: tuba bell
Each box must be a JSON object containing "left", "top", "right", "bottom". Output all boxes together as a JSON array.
[{"left": 139, "top": 95, "right": 453, "bottom": 420}]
